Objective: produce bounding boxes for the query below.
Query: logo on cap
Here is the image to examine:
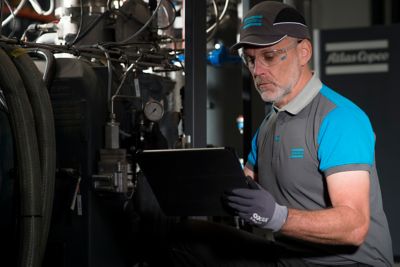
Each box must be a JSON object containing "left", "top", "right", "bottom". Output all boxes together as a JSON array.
[{"left": 243, "top": 15, "right": 264, "bottom": 29}]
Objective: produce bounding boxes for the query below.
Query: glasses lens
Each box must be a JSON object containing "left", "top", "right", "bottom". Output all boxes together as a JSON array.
[
  {"left": 242, "top": 50, "right": 285, "bottom": 68},
  {"left": 260, "top": 51, "right": 285, "bottom": 67},
  {"left": 241, "top": 40, "right": 299, "bottom": 69}
]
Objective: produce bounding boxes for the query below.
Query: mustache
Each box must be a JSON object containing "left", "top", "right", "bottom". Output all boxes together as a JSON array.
[{"left": 254, "top": 76, "right": 275, "bottom": 87}]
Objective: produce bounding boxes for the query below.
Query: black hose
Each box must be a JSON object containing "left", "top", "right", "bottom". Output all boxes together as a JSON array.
[
  {"left": 26, "top": 48, "right": 56, "bottom": 89},
  {"left": 0, "top": 47, "right": 42, "bottom": 267},
  {"left": 6, "top": 45, "right": 56, "bottom": 266}
]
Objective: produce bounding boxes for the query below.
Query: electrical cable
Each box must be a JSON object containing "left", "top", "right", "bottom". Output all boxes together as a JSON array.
[
  {"left": 106, "top": 0, "right": 164, "bottom": 46},
  {"left": 156, "top": 0, "right": 176, "bottom": 30},
  {"left": 70, "top": 11, "right": 109, "bottom": 46},
  {"left": 107, "top": 0, "right": 113, "bottom": 11},
  {"left": 20, "top": 24, "right": 37, "bottom": 41},
  {"left": 207, "top": 0, "right": 219, "bottom": 42},
  {"left": 97, "top": 44, "right": 113, "bottom": 102},
  {"left": 0, "top": 37, "right": 183, "bottom": 72},
  {"left": 112, "top": 64, "right": 135, "bottom": 99},
  {"left": 3, "top": 0, "right": 17, "bottom": 37},
  {"left": 161, "top": 35, "right": 184, "bottom": 69},
  {"left": 1, "top": 0, "right": 28, "bottom": 26},
  {"left": 68, "top": 0, "right": 84, "bottom": 46},
  {"left": 20, "top": 23, "right": 47, "bottom": 42},
  {"left": 206, "top": 0, "right": 229, "bottom": 34},
  {"left": 28, "top": 0, "right": 54, "bottom": 16},
  {"left": 110, "top": 64, "right": 135, "bottom": 115}
]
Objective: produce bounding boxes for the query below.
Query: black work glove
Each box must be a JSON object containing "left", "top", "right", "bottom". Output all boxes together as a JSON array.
[{"left": 224, "top": 180, "right": 288, "bottom": 232}]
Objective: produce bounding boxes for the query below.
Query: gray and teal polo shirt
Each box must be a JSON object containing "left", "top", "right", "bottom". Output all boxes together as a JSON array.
[{"left": 246, "top": 74, "right": 393, "bottom": 266}]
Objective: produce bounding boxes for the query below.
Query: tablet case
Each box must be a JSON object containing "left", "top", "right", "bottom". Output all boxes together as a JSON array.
[{"left": 136, "top": 147, "right": 248, "bottom": 216}]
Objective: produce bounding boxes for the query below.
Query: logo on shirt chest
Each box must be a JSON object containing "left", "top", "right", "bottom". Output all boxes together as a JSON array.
[{"left": 289, "top": 147, "right": 304, "bottom": 159}]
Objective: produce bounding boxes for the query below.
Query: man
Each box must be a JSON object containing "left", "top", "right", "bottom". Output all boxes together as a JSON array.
[
  {"left": 223, "top": 1, "right": 393, "bottom": 266},
  {"left": 135, "top": 2, "right": 393, "bottom": 266}
]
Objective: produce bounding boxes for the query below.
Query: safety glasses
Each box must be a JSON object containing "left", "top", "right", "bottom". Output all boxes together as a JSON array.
[{"left": 241, "top": 40, "right": 302, "bottom": 69}]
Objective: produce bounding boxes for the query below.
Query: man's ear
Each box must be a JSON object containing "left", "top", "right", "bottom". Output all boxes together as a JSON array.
[{"left": 299, "top": 39, "right": 312, "bottom": 66}]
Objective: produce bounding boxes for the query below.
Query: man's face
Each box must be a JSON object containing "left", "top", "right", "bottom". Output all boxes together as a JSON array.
[{"left": 243, "top": 38, "right": 303, "bottom": 106}]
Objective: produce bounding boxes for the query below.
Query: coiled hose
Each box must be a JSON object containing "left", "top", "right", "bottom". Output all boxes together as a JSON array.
[
  {"left": 0, "top": 47, "right": 42, "bottom": 267},
  {"left": 6, "top": 45, "right": 56, "bottom": 266}
]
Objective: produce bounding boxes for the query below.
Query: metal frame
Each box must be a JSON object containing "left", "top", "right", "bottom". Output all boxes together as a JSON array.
[{"left": 184, "top": 0, "right": 207, "bottom": 148}]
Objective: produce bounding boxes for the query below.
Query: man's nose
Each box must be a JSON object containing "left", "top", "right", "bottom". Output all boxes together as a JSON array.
[{"left": 252, "top": 57, "right": 265, "bottom": 76}]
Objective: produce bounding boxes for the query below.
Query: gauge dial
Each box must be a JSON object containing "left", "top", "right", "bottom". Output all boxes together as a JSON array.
[{"left": 143, "top": 100, "right": 164, "bottom": 121}]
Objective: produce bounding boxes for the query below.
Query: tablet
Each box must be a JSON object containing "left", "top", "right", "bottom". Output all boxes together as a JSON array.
[{"left": 136, "top": 147, "right": 248, "bottom": 216}]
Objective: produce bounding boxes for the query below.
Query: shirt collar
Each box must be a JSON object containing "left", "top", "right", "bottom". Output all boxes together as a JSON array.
[{"left": 273, "top": 73, "right": 322, "bottom": 115}]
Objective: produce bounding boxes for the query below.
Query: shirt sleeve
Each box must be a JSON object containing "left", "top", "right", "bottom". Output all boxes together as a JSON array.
[
  {"left": 317, "top": 106, "right": 375, "bottom": 176},
  {"left": 246, "top": 129, "right": 259, "bottom": 171}
]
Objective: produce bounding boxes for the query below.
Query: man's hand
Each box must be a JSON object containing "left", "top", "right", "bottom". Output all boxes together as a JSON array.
[{"left": 224, "top": 182, "right": 288, "bottom": 232}]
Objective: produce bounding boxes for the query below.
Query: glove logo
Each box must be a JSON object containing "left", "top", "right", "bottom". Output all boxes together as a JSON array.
[{"left": 250, "top": 213, "right": 269, "bottom": 225}]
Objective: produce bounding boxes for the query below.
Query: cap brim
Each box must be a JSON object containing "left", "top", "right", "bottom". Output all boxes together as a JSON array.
[{"left": 230, "top": 35, "right": 287, "bottom": 52}]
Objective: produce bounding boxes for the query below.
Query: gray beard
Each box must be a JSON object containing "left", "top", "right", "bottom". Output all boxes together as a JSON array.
[{"left": 258, "top": 85, "right": 292, "bottom": 104}]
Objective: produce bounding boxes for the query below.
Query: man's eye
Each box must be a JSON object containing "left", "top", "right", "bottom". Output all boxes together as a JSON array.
[{"left": 262, "top": 53, "right": 275, "bottom": 62}]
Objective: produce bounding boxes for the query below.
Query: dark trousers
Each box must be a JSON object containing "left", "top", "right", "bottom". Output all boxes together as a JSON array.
[
  {"left": 132, "top": 175, "right": 370, "bottom": 267},
  {"left": 146, "top": 219, "right": 370, "bottom": 267}
]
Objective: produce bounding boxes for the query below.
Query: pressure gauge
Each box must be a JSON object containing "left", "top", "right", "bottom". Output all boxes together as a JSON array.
[{"left": 143, "top": 100, "right": 164, "bottom": 121}]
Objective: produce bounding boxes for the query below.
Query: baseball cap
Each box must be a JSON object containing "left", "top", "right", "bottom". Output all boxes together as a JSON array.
[{"left": 231, "top": 1, "right": 310, "bottom": 51}]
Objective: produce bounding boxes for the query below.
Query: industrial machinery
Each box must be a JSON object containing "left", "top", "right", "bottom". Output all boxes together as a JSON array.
[
  {"left": 0, "top": 0, "right": 234, "bottom": 266},
  {"left": 3, "top": 1, "right": 400, "bottom": 265}
]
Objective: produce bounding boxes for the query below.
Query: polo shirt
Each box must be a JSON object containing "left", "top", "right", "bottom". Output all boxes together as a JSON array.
[{"left": 246, "top": 74, "right": 393, "bottom": 266}]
